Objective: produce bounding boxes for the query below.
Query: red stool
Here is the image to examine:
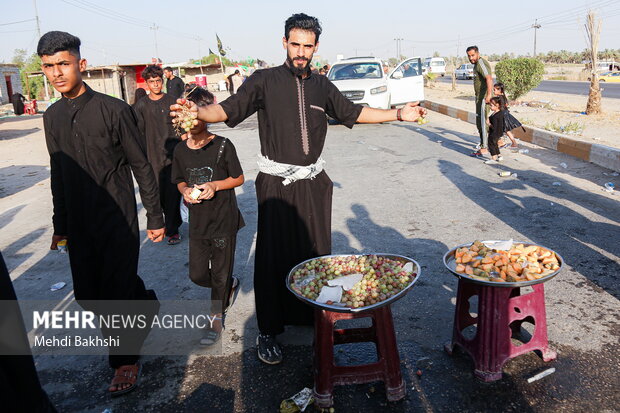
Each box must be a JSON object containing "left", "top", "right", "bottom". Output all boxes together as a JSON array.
[
  {"left": 445, "top": 279, "right": 557, "bottom": 381},
  {"left": 313, "top": 306, "right": 406, "bottom": 408}
]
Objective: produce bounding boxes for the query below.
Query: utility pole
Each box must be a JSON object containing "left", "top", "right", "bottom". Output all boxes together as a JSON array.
[
  {"left": 32, "top": 0, "right": 50, "bottom": 100},
  {"left": 150, "top": 24, "right": 160, "bottom": 60},
  {"left": 394, "top": 38, "right": 403, "bottom": 62},
  {"left": 532, "top": 19, "right": 541, "bottom": 58}
]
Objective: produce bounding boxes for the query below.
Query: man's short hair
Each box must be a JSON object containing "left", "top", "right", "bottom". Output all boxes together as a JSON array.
[
  {"left": 142, "top": 65, "right": 164, "bottom": 80},
  {"left": 285, "top": 13, "right": 322, "bottom": 44},
  {"left": 234, "top": 70, "right": 240, "bottom": 75},
  {"left": 466, "top": 46, "right": 479, "bottom": 53},
  {"left": 37, "top": 31, "right": 81, "bottom": 59},
  {"left": 163, "top": 66, "right": 173, "bottom": 72},
  {"left": 187, "top": 88, "right": 214, "bottom": 107}
]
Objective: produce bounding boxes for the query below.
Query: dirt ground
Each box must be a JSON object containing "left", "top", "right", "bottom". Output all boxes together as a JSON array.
[{"left": 425, "top": 82, "right": 620, "bottom": 150}]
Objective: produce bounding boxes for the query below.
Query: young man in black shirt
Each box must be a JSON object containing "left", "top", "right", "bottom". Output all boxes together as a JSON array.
[
  {"left": 134, "top": 65, "right": 183, "bottom": 244},
  {"left": 163, "top": 66, "right": 185, "bottom": 100},
  {"left": 171, "top": 13, "right": 426, "bottom": 365},
  {"left": 39, "top": 31, "right": 164, "bottom": 396}
]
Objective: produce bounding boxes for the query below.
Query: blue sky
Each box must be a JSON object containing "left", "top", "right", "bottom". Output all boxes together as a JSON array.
[{"left": 1, "top": 0, "right": 619, "bottom": 66}]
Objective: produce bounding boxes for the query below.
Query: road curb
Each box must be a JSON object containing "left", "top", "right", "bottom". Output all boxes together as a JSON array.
[{"left": 421, "top": 100, "right": 620, "bottom": 172}]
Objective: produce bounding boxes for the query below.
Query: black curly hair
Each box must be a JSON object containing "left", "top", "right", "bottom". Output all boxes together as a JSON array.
[
  {"left": 142, "top": 65, "right": 164, "bottom": 81},
  {"left": 187, "top": 88, "right": 215, "bottom": 107},
  {"left": 37, "top": 31, "right": 81, "bottom": 58},
  {"left": 285, "top": 13, "right": 322, "bottom": 44}
]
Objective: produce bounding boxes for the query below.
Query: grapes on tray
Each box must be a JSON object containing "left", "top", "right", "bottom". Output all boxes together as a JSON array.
[{"left": 290, "top": 255, "right": 417, "bottom": 309}]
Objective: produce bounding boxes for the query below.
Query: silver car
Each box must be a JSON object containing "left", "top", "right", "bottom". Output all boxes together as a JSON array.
[{"left": 455, "top": 64, "right": 474, "bottom": 80}]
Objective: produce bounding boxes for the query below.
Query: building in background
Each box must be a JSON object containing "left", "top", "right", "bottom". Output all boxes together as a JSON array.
[{"left": 0, "top": 64, "right": 23, "bottom": 104}]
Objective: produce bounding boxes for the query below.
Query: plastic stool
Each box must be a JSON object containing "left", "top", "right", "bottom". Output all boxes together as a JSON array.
[
  {"left": 313, "top": 306, "right": 406, "bottom": 408},
  {"left": 445, "top": 279, "right": 557, "bottom": 381}
]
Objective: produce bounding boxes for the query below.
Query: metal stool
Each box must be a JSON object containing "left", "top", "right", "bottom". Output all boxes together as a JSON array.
[
  {"left": 313, "top": 306, "right": 406, "bottom": 408},
  {"left": 445, "top": 279, "right": 557, "bottom": 381}
]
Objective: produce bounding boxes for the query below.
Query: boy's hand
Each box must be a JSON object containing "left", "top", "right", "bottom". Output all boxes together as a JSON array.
[
  {"left": 197, "top": 182, "right": 217, "bottom": 200},
  {"left": 147, "top": 228, "right": 165, "bottom": 242},
  {"left": 50, "top": 235, "right": 67, "bottom": 250},
  {"left": 183, "top": 187, "right": 201, "bottom": 204}
]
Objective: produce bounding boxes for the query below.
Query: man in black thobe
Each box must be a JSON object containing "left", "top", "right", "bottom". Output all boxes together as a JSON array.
[
  {"left": 163, "top": 67, "right": 185, "bottom": 100},
  {"left": 0, "top": 252, "right": 57, "bottom": 412},
  {"left": 171, "top": 13, "right": 426, "bottom": 364},
  {"left": 134, "top": 65, "right": 183, "bottom": 244},
  {"left": 38, "top": 31, "right": 165, "bottom": 396},
  {"left": 12, "top": 92, "right": 26, "bottom": 115}
]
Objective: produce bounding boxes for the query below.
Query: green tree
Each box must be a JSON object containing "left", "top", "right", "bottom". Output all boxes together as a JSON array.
[
  {"left": 13, "top": 50, "right": 46, "bottom": 99},
  {"left": 495, "top": 58, "right": 544, "bottom": 101}
]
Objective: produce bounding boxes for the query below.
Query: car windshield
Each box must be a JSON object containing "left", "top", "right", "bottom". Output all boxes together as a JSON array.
[
  {"left": 430, "top": 61, "right": 444, "bottom": 66},
  {"left": 328, "top": 63, "right": 383, "bottom": 81}
]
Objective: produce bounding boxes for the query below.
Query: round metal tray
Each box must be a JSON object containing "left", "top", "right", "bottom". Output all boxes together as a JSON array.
[
  {"left": 286, "top": 254, "right": 421, "bottom": 313},
  {"left": 443, "top": 241, "right": 563, "bottom": 287}
]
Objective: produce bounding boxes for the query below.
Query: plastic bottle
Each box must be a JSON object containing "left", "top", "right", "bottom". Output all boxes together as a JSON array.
[
  {"left": 604, "top": 182, "right": 615, "bottom": 193},
  {"left": 559, "top": 162, "right": 567, "bottom": 169},
  {"left": 518, "top": 149, "right": 529, "bottom": 154}
]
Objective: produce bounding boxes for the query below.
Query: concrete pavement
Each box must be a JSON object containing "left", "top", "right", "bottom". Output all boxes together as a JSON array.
[{"left": 1, "top": 108, "right": 618, "bottom": 412}]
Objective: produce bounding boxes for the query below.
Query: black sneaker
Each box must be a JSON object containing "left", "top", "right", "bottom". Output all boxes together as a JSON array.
[{"left": 256, "top": 333, "right": 282, "bottom": 365}]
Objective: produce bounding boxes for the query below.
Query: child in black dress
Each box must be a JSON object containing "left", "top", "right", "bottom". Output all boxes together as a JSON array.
[
  {"left": 493, "top": 82, "right": 522, "bottom": 149},
  {"left": 171, "top": 88, "right": 245, "bottom": 345},
  {"left": 484, "top": 96, "right": 506, "bottom": 164}
]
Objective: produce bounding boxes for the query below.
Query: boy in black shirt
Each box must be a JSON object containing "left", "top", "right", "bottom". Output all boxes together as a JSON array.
[
  {"left": 134, "top": 65, "right": 183, "bottom": 244},
  {"left": 171, "top": 88, "right": 244, "bottom": 345}
]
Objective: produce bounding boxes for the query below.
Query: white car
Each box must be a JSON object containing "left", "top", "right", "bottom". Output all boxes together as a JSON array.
[
  {"left": 455, "top": 63, "right": 474, "bottom": 80},
  {"left": 423, "top": 57, "right": 446, "bottom": 77},
  {"left": 328, "top": 57, "right": 424, "bottom": 109}
]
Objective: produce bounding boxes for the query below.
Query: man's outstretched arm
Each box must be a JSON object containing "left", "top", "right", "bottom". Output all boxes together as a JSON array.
[{"left": 356, "top": 101, "right": 426, "bottom": 123}]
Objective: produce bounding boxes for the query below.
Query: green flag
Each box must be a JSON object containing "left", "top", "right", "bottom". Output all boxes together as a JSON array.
[{"left": 216, "top": 34, "right": 226, "bottom": 56}]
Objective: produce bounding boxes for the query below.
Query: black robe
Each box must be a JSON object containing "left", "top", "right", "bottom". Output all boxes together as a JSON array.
[
  {"left": 133, "top": 93, "right": 182, "bottom": 236},
  {"left": 220, "top": 63, "right": 362, "bottom": 335},
  {"left": 43, "top": 84, "right": 163, "bottom": 367},
  {"left": 12, "top": 93, "right": 25, "bottom": 116}
]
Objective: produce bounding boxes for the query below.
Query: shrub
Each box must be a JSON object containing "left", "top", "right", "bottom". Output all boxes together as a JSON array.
[{"left": 495, "top": 58, "right": 545, "bottom": 101}]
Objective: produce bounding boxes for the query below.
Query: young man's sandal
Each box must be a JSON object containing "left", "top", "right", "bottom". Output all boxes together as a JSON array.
[
  {"left": 109, "top": 363, "right": 141, "bottom": 397},
  {"left": 200, "top": 318, "right": 223, "bottom": 346}
]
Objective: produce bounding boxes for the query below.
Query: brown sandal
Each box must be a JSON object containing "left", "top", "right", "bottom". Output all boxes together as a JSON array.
[{"left": 109, "top": 363, "right": 141, "bottom": 397}]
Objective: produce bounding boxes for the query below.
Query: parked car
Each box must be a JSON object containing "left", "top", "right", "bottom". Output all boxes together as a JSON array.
[
  {"left": 422, "top": 57, "right": 446, "bottom": 76},
  {"left": 455, "top": 64, "right": 474, "bottom": 80},
  {"left": 327, "top": 56, "right": 424, "bottom": 109}
]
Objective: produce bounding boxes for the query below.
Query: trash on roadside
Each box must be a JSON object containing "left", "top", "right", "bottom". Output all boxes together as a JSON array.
[
  {"left": 57, "top": 239, "right": 68, "bottom": 254},
  {"left": 552, "top": 182, "right": 562, "bottom": 186},
  {"left": 518, "top": 149, "right": 529, "bottom": 154},
  {"left": 415, "top": 128, "right": 421, "bottom": 131},
  {"left": 50, "top": 282, "right": 66, "bottom": 292},
  {"left": 436, "top": 140, "right": 443, "bottom": 143},
  {"left": 102, "top": 409, "right": 113, "bottom": 413},
  {"left": 280, "top": 387, "right": 314, "bottom": 413},
  {"left": 512, "top": 173, "right": 518, "bottom": 178},
  {"left": 559, "top": 162, "right": 567, "bottom": 169},
  {"left": 499, "top": 171, "right": 511, "bottom": 177},
  {"left": 550, "top": 202, "right": 554, "bottom": 206},
  {"left": 527, "top": 367, "right": 556, "bottom": 383},
  {"left": 603, "top": 172, "right": 619, "bottom": 177},
  {"left": 416, "top": 357, "right": 433, "bottom": 370},
  {"left": 604, "top": 182, "right": 615, "bottom": 193}
]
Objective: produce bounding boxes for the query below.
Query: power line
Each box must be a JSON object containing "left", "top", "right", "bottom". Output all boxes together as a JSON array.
[{"left": 0, "top": 18, "right": 36, "bottom": 26}]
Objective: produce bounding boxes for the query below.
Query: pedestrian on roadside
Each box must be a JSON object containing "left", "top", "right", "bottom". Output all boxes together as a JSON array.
[
  {"left": 466, "top": 46, "right": 494, "bottom": 157},
  {"left": 133, "top": 87, "right": 147, "bottom": 106},
  {"left": 0, "top": 251, "right": 58, "bottom": 412},
  {"left": 11, "top": 92, "right": 26, "bottom": 115},
  {"left": 484, "top": 96, "right": 506, "bottom": 164},
  {"left": 230, "top": 70, "right": 243, "bottom": 95},
  {"left": 134, "top": 65, "right": 183, "bottom": 245},
  {"left": 170, "top": 13, "right": 426, "bottom": 365},
  {"left": 163, "top": 67, "right": 185, "bottom": 100},
  {"left": 171, "top": 88, "right": 244, "bottom": 346},
  {"left": 38, "top": 31, "right": 164, "bottom": 397},
  {"left": 493, "top": 82, "right": 522, "bottom": 149}
]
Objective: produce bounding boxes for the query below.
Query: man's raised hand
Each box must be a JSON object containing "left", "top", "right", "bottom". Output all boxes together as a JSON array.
[
  {"left": 400, "top": 101, "right": 427, "bottom": 122},
  {"left": 170, "top": 98, "right": 198, "bottom": 138}
]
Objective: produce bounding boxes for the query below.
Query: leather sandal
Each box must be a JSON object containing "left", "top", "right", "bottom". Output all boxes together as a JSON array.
[{"left": 109, "top": 363, "right": 141, "bottom": 397}]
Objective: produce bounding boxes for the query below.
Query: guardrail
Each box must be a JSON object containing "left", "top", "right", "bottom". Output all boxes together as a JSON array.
[{"left": 421, "top": 100, "right": 620, "bottom": 172}]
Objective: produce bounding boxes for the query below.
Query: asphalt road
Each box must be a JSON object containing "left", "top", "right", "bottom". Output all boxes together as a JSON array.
[
  {"left": 438, "top": 76, "right": 620, "bottom": 99},
  {"left": 1, "top": 108, "right": 619, "bottom": 412}
]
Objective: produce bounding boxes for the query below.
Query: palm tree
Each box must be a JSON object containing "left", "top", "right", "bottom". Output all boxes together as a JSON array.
[{"left": 585, "top": 10, "right": 602, "bottom": 115}]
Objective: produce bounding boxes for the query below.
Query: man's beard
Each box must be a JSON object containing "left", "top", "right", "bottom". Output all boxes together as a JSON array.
[{"left": 286, "top": 55, "right": 313, "bottom": 77}]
